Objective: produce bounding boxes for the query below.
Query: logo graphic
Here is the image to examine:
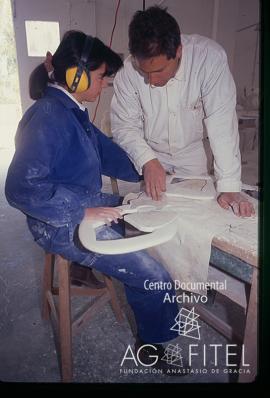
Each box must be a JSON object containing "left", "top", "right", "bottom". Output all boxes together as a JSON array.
[
  {"left": 170, "top": 307, "right": 201, "bottom": 340},
  {"left": 161, "top": 344, "right": 183, "bottom": 367}
]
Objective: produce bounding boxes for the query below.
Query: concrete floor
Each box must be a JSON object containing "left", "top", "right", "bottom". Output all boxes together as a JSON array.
[{"left": 0, "top": 147, "right": 254, "bottom": 384}]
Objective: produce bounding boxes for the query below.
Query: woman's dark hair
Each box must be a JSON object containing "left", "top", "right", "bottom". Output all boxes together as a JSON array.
[
  {"left": 29, "top": 30, "right": 123, "bottom": 100},
  {"left": 129, "top": 6, "right": 181, "bottom": 60}
]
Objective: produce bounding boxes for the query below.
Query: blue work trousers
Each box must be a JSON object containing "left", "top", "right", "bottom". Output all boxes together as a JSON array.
[{"left": 46, "top": 224, "right": 179, "bottom": 343}]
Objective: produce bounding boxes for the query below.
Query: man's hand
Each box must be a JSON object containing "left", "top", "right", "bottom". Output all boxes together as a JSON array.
[
  {"left": 217, "top": 192, "right": 255, "bottom": 217},
  {"left": 143, "top": 159, "right": 166, "bottom": 201}
]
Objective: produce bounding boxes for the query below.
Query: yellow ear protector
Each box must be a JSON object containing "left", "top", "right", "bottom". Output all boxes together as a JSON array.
[{"left": 66, "top": 35, "right": 94, "bottom": 93}]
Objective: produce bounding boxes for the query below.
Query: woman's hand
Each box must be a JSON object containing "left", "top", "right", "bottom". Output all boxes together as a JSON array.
[{"left": 83, "top": 207, "right": 123, "bottom": 225}]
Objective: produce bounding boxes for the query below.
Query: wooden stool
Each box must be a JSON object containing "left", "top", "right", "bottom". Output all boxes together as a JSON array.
[{"left": 41, "top": 253, "right": 124, "bottom": 382}]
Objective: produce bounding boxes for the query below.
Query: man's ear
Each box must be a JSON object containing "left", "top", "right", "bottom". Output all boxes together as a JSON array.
[{"left": 176, "top": 45, "right": 182, "bottom": 60}]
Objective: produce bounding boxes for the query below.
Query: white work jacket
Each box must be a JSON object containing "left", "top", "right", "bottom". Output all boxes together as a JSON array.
[{"left": 111, "top": 34, "right": 242, "bottom": 192}]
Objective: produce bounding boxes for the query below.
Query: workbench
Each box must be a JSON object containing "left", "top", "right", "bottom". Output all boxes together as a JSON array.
[
  {"left": 208, "top": 211, "right": 258, "bottom": 382},
  {"left": 112, "top": 177, "right": 258, "bottom": 382},
  {"left": 146, "top": 192, "right": 258, "bottom": 382}
]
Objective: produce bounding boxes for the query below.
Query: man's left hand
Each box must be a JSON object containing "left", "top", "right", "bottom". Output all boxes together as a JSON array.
[{"left": 217, "top": 192, "right": 255, "bottom": 217}]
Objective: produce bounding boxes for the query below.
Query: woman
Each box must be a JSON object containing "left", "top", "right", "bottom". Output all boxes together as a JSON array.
[{"left": 5, "top": 30, "right": 182, "bottom": 373}]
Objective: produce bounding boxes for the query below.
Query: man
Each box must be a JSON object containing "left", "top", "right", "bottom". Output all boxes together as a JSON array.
[{"left": 111, "top": 6, "right": 255, "bottom": 217}]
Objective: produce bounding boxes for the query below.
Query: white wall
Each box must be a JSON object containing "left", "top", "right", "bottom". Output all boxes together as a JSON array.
[
  {"left": 150, "top": 0, "right": 214, "bottom": 37},
  {"left": 92, "top": 0, "right": 143, "bottom": 127},
  {"left": 213, "top": 0, "right": 240, "bottom": 73},
  {"left": 12, "top": 0, "right": 260, "bottom": 123},
  {"left": 233, "top": 0, "right": 260, "bottom": 105},
  {"left": 13, "top": 0, "right": 96, "bottom": 113}
]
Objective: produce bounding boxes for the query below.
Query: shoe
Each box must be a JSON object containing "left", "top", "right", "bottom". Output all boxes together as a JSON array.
[
  {"left": 70, "top": 262, "right": 105, "bottom": 289},
  {"left": 135, "top": 337, "right": 190, "bottom": 376}
]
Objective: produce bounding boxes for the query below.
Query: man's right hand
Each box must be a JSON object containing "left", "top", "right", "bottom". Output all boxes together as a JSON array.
[{"left": 143, "top": 159, "right": 166, "bottom": 201}]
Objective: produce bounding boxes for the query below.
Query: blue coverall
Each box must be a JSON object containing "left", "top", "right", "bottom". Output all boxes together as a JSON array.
[{"left": 5, "top": 86, "right": 179, "bottom": 343}]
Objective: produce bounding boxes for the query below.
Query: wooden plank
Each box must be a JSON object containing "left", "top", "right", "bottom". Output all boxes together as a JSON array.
[
  {"left": 104, "top": 276, "right": 124, "bottom": 323},
  {"left": 41, "top": 253, "right": 54, "bottom": 320},
  {"left": 52, "top": 286, "right": 107, "bottom": 297},
  {"left": 110, "top": 178, "right": 119, "bottom": 195},
  {"left": 46, "top": 291, "right": 59, "bottom": 329},
  {"left": 72, "top": 292, "right": 110, "bottom": 335},
  {"left": 212, "top": 237, "right": 258, "bottom": 268}
]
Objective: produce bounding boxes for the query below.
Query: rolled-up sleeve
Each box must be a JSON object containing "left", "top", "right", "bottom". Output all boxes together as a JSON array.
[
  {"left": 93, "top": 125, "right": 140, "bottom": 182},
  {"left": 202, "top": 49, "right": 241, "bottom": 192},
  {"left": 111, "top": 61, "right": 156, "bottom": 174}
]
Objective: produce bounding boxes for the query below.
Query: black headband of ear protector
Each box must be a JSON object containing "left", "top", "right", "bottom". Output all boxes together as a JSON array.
[{"left": 69, "top": 35, "right": 94, "bottom": 93}]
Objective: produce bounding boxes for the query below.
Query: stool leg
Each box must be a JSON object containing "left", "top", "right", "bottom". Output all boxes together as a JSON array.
[
  {"left": 42, "top": 253, "right": 54, "bottom": 320},
  {"left": 103, "top": 275, "right": 124, "bottom": 323},
  {"left": 57, "top": 256, "right": 73, "bottom": 382}
]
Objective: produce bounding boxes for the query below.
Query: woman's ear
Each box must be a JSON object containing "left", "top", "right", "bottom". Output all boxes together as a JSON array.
[{"left": 44, "top": 51, "right": 53, "bottom": 73}]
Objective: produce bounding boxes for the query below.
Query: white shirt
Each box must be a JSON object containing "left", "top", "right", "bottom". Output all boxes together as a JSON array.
[{"left": 111, "top": 34, "right": 241, "bottom": 192}]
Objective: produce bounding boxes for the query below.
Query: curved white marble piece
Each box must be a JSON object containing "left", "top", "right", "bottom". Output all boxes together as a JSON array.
[{"left": 78, "top": 205, "right": 179, "bottom": 255}]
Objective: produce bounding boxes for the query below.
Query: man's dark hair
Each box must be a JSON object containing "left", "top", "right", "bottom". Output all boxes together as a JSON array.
[{"left": 129, "top": 6, "right": 181, "bottom": 60}]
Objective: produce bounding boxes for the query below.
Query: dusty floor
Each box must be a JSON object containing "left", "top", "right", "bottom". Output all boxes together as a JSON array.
[{"left": 0, "top": 142, "right": 258, "bottom": 384}]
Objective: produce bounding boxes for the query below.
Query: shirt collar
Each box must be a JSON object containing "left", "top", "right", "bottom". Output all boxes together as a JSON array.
[{"left": 47, "top": 83, "right": 86, "bottom": 111}]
